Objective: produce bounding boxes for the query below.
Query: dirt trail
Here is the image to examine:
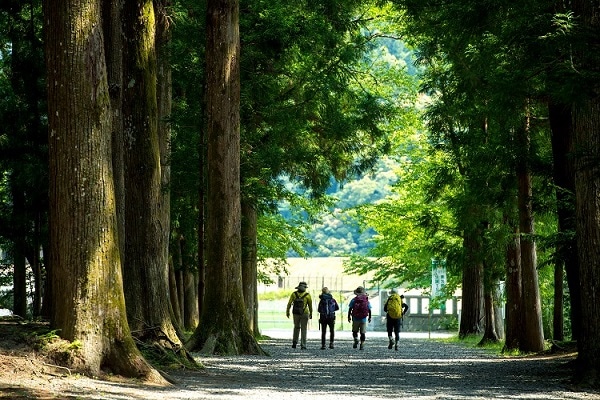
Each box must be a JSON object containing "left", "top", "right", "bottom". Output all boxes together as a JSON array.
[{"left": 1, "top": 328, "right": 598, "bottom": 399}]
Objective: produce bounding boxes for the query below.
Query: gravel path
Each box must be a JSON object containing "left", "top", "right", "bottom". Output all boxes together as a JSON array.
[{"left": 19, "top": 330, "right": 600, "bottom": 400}]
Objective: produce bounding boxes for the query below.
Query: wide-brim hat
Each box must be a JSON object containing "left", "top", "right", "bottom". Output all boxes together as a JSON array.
[{"left": 295, "top": 281, "right": 308, "bottom": 289}]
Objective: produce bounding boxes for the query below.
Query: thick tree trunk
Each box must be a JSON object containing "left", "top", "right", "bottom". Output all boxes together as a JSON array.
[
  {"left": 504, "top": 219, "right": 522, "bottom": 351},
  {"left": 548, "top": 102, "right": 579, "bottom": 341},
  {"left": 459, "top": 226, "right": 484, "bottom": 338},
  {"left": 121, "top": 0, "right": 184, "bottom": 357},
  {"left": 572, "top": 98, "right": 600, "bottom": 386},
  {"left": 516, "top": 117, "right": 544, "bottom": 353},
  {"left": 44, "top": 0, "right": 162, "bottom": 380},
  {"left": 102, "top": 0, "right": 125, "bottom": 261},
  {"left": 242, "top": 200, "right": 259, "bottom": 335},
  {"left": 186, "top": 0, "right": 263, "bottom": 355}
]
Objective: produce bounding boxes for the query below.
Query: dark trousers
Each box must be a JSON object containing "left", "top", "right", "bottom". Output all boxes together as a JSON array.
[
  {"left": 320, "top": 317, "right": 335, "bottom": 345},
  {"left": 386, "top": 316, "right": 402, "bottom": 341}
]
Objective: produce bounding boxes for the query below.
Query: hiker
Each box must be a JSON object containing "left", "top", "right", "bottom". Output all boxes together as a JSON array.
[
  {"left": 286, "top": 281, "right": 313, "bottom": 349},
  {"left": 317, "top": 287, "right": 339, "bottom": 350},
  {"left": 383, "top": 289, "right": 409, "bottom": 350},
  {"left": 347, "top": 286, "right": 372, "bottom": 350}
]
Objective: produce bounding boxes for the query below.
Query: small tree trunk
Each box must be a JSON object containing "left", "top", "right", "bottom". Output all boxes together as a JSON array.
[
  {"left": 504, "top": 218, "right": 522, "bottom": 352},
  {"left": 459, "top": 225, "right": 484, "bottom": 338},
  {"left": 242, "top": 200, "right": 259, "bottom": 335},
  {"left": 184, "top": 268, "right": 199, "bottom": 330},
  {"left": 516, "top": 116, "right": 544, "bottom": 353},
  {"left": 553, "top": 259, "right": 564, "bottom": 341},
  {"left": 168, "top": 258, "right": 183, "bottom": 327},
  {"left": 479, "top": 258, "right": 500, "bottom": 345}
]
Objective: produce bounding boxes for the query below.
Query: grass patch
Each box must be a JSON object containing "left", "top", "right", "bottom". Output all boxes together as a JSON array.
[
  {"left": 258, "top": 289, "right": 291, "bottom": 301},
  {"left": 440, "top": 334, "right": 506, "bottom": 356}
]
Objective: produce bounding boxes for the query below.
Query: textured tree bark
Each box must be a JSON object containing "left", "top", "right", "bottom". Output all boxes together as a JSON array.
[
  {"left": 242, "top": 200, "right": 259, "bottom": 335},
  {"left": 44, "top": 0, "right": 162, "bottom": 380},
  {"left": 516, "top": 119, "right": 544, "bottom": 353},
  {"left": 102, "top": 0, "right": 125, "bottom": 262},
  {"left": 503, "top": 220, "right": 522, "bottom": 352},
  {"left": 572, "top": 98, "right": 600, "bottom": 386},
  {"left": 479, "top": 262, "right": 500, "bottom": 345},
  {"left": 459, "top": 225, "right": 484, "bottom": 338},
  {"left": 168, "top": 258, "right": 183, "bottom": 327},
  {"left": 186, "top": 0, "right": 264, "bottom": 355},
  {"left": 121, "top": 0, "right": 184, "bottom": 358},
  {"left": 184, "top": 266, "right": 199, "bottom": 330},
  {"left": 548, "top": 102, "right": 579, "bottom": 342}
]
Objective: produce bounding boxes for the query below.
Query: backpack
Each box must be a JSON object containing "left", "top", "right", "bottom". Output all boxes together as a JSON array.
[
  {"left": 387, "top": 294, "right": 403, "bottom": 319},
  {"left": 292, "top": 292, "right": 308, "bottom": 315},
  {"left": 351, "top": 294, "right": 369, "bottom": 319},
  {"left": 319, "top": 297, "right": 339, "bottom": 319}
]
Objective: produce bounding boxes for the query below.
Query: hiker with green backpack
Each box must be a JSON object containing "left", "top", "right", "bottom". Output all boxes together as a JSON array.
[
  {"left": 286, "top": 281, "right": 313, "bottom": 349},
  {"left": 384, "top": 289, "right": 409, "bottom": 351}
]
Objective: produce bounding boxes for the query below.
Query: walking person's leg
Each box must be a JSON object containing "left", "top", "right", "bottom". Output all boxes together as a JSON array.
[
  {"left": 359, "top": 321, "right": 367, "bottom": 350},
  {"left": 352, "top": 320, "right": 360, "bottom": 348},
  {"left": 328, "top": 319, "right": 335, "bottom": 348},
  {"left": 386, "top": 317, "right": 394, "bottom": 349},
  {"left": 300, "top": 313, "right": 309, "bottom": 349},
  {"left": 320, "top": 318, "right": 326, "bottom": 349},
  {"left": 292, "top": 314, "right": 301, "bottom": 348},
  {"left": 393, "top": 318, "right": 401, "bottom": 350}
]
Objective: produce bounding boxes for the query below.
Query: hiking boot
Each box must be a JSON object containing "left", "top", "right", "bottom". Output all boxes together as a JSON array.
[
  {"left": 395, "top": 340, "right": 399, "bottom": 351},
  {"left": 320, "top": 345, "right": 326, "bottom": 350},
  {"left": 359, "top": 342, "right": 364, "bottom": 350},
  {"left": 388, "top": 339, "right": 394, "bottom": 350},
  {"left": 292, "top": 343, "right": 297, "bottom": 349},
  {"left": 301, "top": 346, "right": 307, "bottom": 350},
  {"left": 353, "top": 339, "right": 358, "bottom": 349},
  {"left": 329, "top": 343, "right": 334, "bottom": 349}
]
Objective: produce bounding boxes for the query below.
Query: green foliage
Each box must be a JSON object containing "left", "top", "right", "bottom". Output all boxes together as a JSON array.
[{"left": 26, "top": 329, "right": 60, "bottom": 351}]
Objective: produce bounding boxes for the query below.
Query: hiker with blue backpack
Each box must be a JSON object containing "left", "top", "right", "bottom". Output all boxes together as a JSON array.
[
  {"left": 317, "top": 287, "right": 340, "bottom": 350},
  {"left": 347, "top": 286, "right": 372, "bottom": 350},
  {"left": 286, "top": 281, "right": 313, "bottom": 349},
  {"left": 384, "top": 289, "right": 409, "bottom": 351}
]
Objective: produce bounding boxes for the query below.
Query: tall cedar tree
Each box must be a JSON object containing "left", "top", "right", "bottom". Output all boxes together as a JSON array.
[
  {"left": 572, "top": 0, "right": 600, "bottom": 386},
  {"left": 43, "top": 0, "right": 163, "bottom": 380},
  {"left": 185, "top": 0, "right": 264, "bottom": 355},
  {"left": 121, "top": 0, "right": 184, "bottom": 352}
]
